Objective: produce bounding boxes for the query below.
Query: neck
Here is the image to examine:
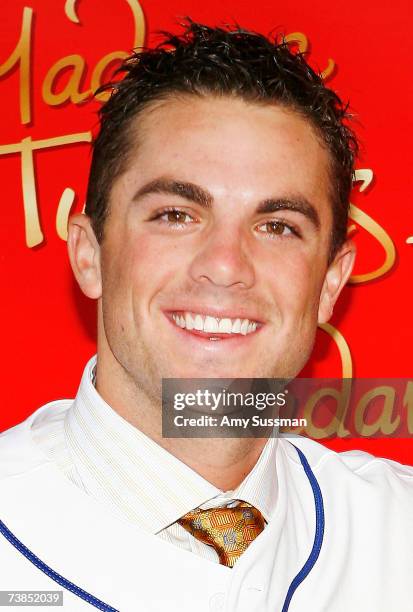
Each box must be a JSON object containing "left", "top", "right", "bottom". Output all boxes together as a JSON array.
[
  {"left": 161, "top": 437, "right": 268, "bottom": 490},
  {"left": 95, "top": 356, "right": 268, "bottom": 491}
]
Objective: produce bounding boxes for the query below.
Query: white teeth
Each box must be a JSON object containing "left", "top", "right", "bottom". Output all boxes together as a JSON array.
[
  {"left": 171, "top": 312, "right": 259, "bottom": 335},
  {"left": 185, "top": 312, "right": 194, "bottom": 330},
  {"left": 240, "top": 319, "right": 249, "bottom": 335},
  {"left": 172, "top": 314, "right": 185, "bottom": 328},
  {"left": 218, "top": 318, "right": 232, "bottom": 334},
  {"left": 204, "top": 316, "right": 219, "bottom": 333}
]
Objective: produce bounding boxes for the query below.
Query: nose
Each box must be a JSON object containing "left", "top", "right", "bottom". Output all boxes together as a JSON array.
[{"left": 188, "top": 224, "right": 255, "bottom": 289}]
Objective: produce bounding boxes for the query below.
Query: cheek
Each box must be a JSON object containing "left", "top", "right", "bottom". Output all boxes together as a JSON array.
[
  {"left": 261, "top": 248, "right": 325, "bottom": 319},
  {"left": 124, "top": 233, "right": 183, "bottom": 310},
  {"left": 132, "top": 231, "right": 184, "bottom": 274}
]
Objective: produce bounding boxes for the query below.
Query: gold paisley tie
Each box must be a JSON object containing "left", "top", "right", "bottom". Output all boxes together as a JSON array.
[{"left": 178, "top": 501, "right": 265, "bottom": 567}]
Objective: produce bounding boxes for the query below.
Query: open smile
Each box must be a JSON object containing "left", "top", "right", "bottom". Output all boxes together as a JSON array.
[{"left": 164, "top": 310, "right": 263, "bottom": 342}]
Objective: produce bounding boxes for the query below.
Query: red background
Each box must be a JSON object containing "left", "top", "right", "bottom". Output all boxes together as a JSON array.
[{"left": 1, "top": 0, "right": 412, "bottom": 463}]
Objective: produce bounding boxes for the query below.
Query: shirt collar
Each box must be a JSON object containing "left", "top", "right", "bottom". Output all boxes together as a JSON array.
[{"left": 64, "top": 355, "right": 278, "bottom": 533}]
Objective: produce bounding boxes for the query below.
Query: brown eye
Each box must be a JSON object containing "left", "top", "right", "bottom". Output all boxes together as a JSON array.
[
  {"left": 151, "top": 207, "right": 196, "bottom": 227},
  {"left": 266, "top": 221, "right": 288, "bottom": 235},
  {"left": 256, "top": 220, "right": 297, "bottom": 239},
  {"left": 167, "top": 210, "right": 187, "bottom": 223}
]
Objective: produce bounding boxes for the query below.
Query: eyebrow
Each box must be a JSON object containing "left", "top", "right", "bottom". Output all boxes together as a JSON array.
[
  {"left": 133, "top": 177, "right": 320, "bottom": 229},
  {"left": 134, "top": 177, "right": 213, "bottom": 209},
  {"left": 256, "top": 197, "right": 320, "bottom": 229}
]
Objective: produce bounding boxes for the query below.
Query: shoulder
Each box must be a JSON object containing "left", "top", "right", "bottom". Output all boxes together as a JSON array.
[
  {"left": 0, "top": 401, "right": 72, "bottom": 481},
  {"left": 281, "top": 434, "right": 413, "bottom": 490}
]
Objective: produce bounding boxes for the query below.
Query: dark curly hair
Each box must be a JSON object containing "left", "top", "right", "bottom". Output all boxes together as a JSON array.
[{"left": 85, "top": 18, "right": 358, "bottom": 262}]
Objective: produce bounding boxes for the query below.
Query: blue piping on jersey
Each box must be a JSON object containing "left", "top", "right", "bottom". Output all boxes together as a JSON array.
[
  {"left": 0, "top": 518, "right": 118, "bottom": 611},
  {"left": 281, "top": 442, "right": 325, "bottom": 611}
]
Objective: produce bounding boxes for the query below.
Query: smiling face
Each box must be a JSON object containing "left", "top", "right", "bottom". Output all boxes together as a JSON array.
[{"left": 70, "top": 95, "right": 355, "bottom": 401}]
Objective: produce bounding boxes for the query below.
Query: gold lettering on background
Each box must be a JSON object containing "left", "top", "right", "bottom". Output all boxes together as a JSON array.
[
  {"left": 320, "top": 59, "right": 335, "bottom": 81},
  {"left": 0, "top": 7, "right": 32, "bottom": 124},
  {"left": 284, "top": 32, "right": 335, "bottom": 80},
  {"left": 0, "top": 133, "right": 91, "bottom": 247},
  {"left": 125, "top": 0, "right": 145, "bottom": 48},
  {"left": 56, "top": 188, "right": 76, "bottom": 240},
  {"left": 306, "top": 323, "right": 352, "bottom": 438},
  {"left": 91, "top": 0, "right": 145, "bottom": 101},
  {"left": 42, "top": 55, "right": 89, "bottom": 105},
  {"left": 319, "top": 322, "right": 353, "bottom": 378},
  {"left": 349, "top": 169, "right": 396, "bottom": 283},
  {"left": 0, "top": 2, "right": 146, "bottom": 122},
  {"left": 289, "top": 323, "right": 353, "bottom": 438},
  {"left": 64, "top": 0, "right": 144, "bottom": 48},
  {"left": 92, "top": 52, "right": 129, "bottom": 102},
  {"left": 65, "top": 0, "right": 80, "bottom": 24},
  {"left": 284, "top": 32, "right": 308, "bottom": 52},
  {"left": 288, "top": 380, "right": 412, "bottom": 440},
  {"left": 354, "top": 386, "right": 400, "bottom": 437},
  {"left": 301, "top": 381, "right": 352, "bottom": 439},
  {"left": 0, "top": 1, "right": 146, "bottom": 246},
  {"left": 45, "top": 0, "right": 146, "bottom": 106}
]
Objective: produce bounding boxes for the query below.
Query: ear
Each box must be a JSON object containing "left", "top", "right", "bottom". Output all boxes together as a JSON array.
[
  {"left": 318, "top": 239, "right": 356, "bottom": 324},
  {"left": 67, "top": 214, "right": 102, "bottom": 299}
]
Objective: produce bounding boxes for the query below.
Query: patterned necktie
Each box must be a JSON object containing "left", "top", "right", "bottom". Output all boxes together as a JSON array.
[{"left": 178, "top": 501, "right": 265, "bottom": 567}]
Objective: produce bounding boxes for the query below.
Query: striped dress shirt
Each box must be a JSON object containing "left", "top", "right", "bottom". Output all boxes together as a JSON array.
[{"left": 31, "top": 355, "right": 278, "bottom": 563}]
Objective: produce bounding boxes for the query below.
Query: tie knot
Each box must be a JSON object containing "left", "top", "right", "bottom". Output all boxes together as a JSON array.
[{"left": 178, "top": 502, "right": 265, "bottom": 567}]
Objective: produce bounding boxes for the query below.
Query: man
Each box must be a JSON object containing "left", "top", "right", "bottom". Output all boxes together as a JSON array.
[{"left": 1, "top": 19, "right": 412, "bottom": 612}]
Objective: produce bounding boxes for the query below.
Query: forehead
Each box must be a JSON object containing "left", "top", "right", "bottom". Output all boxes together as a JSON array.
[{"left": 118, "top": 95, "right": 333, "bottom": 219}]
